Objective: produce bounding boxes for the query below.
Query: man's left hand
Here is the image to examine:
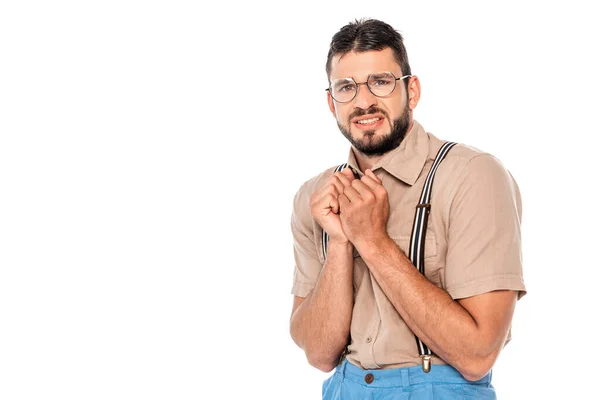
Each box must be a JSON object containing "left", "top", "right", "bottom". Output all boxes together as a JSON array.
[{"left": 338, "top": 169, "right": 390, "bottom": 250}]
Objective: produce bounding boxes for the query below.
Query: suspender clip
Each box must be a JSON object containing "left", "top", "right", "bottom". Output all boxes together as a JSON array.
[{"left": 421, "top": 355, "right": 432, "bottom": 373}]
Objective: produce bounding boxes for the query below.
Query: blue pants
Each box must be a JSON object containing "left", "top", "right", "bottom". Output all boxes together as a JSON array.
[{"left": 322, "top": 359, "right": 496, "bottom": 399}]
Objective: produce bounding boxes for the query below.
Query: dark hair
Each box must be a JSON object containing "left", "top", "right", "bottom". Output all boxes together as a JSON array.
[{"left": 325, "top": 19, "right": 412, "bottom": 85}]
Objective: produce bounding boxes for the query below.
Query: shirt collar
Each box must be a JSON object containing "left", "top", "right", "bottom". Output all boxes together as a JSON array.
[{"left": 345, "top": 119, "right": 430, "bottom": 186}]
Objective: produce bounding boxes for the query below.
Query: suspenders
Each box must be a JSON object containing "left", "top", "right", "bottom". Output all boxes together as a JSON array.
[
  {"left": 322, "top": 141, "right": 457, "bottom": 373},
  {"left": 409, "top": 140, "right": 457, "bottom": 372}
]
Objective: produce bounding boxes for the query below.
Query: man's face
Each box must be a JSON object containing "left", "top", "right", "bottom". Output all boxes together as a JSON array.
[{"left": 327, "top": 48, "right": 418, "bottom": 156}]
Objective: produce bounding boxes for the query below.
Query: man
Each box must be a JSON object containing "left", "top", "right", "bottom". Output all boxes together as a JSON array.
[{"left": 288, "top": 18, "right": 526, "bottom": 399}]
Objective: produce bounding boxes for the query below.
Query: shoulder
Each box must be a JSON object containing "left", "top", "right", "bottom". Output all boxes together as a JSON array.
[
  {"left": 426, "top": 134, "right": 520, "bottom": 213},
  {"left": 429, "top": 133, "right": 499, "bottom": 171},
  {"left": 427, "top": 133, "right": 516, "bottom": 190},
  {"left": 445, "top": 145, "right": 516, "bottom": 190}
]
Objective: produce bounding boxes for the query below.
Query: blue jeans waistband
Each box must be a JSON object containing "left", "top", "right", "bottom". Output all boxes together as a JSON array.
[{"left": 335, "top": 359, "right": 492, "bottom": 389}]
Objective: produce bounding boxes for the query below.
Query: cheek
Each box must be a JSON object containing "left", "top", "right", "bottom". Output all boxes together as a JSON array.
[
  {"left": 335, "top": 107, "right": 350, "bottom": 124},
  {"left": 385, "top": 100, "right": 405, "bottom": 120}
]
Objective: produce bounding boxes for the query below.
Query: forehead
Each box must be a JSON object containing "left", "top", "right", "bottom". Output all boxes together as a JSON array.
[{"left": 329, "top": 48, "right": 401, "bottom": 80}]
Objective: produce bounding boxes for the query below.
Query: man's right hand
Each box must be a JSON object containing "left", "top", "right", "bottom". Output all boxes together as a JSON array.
[{"left": 310, "top": 167, "right": 355, "bottom": 244}]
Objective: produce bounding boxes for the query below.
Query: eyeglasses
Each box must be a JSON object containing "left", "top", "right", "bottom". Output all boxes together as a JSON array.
[{"left": 326, "top": 72, "right": 411, "bottom": 103}]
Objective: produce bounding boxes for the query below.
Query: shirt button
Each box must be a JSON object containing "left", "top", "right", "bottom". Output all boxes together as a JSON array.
[
  {"left": 366, "top": 337, "right": 372, "bottom": 343},
  {"left": 365, "top": 373, "right": 374, "bottom": 384}
]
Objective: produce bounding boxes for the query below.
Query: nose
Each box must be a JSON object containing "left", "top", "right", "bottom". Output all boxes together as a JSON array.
[{"left": 353, "top": 82, "right": 378, "bottom": 109}]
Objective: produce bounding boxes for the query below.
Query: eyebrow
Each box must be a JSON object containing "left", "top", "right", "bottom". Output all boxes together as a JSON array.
[
  {"left": 332, "top": 79, "right": 355, "bottom": 87},
  {"left": 332, "top": 77, "right": 355, "bottom": 83},
  {"left": 369, "top": 72, "right": 393, "bottom": 79}
]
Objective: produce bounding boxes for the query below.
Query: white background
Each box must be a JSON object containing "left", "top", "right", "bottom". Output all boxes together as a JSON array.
[{"left": 1, "top": 1, "right": 598, "bottom": 399}]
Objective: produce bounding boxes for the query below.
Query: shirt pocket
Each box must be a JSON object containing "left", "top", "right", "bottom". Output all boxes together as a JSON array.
[{"left": 389, "top": 235, "right": 441, "bottom": 287}]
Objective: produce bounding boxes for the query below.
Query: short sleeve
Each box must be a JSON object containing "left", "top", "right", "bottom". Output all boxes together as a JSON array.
[
  {"left": 444, "top": 154, "right": 527, "bottom": 300},
  {"left": 290, "top": 181, "right": 324, "bottom": 298}
]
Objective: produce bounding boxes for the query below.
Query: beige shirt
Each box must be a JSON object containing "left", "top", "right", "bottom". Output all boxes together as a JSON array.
[{"left": 290, "top": 120, "right": 527, "bottom": 370}]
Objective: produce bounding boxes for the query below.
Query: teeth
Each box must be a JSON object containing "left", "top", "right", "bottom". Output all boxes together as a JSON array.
[{"left": 357, "top": 118, "right": 381, "bottom": 124}]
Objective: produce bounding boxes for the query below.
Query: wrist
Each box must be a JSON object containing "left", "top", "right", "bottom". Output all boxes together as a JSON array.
[
  {"left": 327, "top": 238, "right": 352, "bottom": 249},
  {"left": 326, "top": 239, "right": 353, "bottom": 251},
  {"left": 354, "top": 232, "right": 393, "bottom": 260}
]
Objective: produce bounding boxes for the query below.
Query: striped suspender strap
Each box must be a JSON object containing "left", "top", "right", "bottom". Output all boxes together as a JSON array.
[
  {"left": 320, "top": 142, "right": 456, "bottom": 371},
  {"left": 409, "top": 141, "right": 457, "bottom": 372},
  {"left": 322, "top": 163, "right": 349, "bottom": 260}
]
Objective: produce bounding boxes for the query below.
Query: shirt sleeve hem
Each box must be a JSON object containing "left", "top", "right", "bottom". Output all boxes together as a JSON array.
[
  {"left": 291, "top": 281, "right": 314, "bottom": 298},
  {"left": 447, "top": 274, "right": 527, "bottom": 300}
]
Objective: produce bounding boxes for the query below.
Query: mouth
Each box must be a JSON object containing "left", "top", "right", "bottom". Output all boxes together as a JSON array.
[{"left": 352, "top": 114, "right": 385, "bottom": 130}]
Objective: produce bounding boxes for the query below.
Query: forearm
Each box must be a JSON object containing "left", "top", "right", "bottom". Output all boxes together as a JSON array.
[
  {"left": 360, "top": 236, "right": 503, "bottom": 380},
  {"left": 290, "top": 241, "right": 354, "bottom": 371}
]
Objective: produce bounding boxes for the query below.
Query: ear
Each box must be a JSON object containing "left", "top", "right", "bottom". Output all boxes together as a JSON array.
[
  {"left": 407, "top": 75, "right": 421, "bottom": 110},
  {"left": 327, "top": 91, "right": 337, "bottom": 117}
]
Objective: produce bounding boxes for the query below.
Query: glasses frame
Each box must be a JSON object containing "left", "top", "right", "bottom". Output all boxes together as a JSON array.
[{"left": 325, "top": 73, "right": 412, "bottom": 103}]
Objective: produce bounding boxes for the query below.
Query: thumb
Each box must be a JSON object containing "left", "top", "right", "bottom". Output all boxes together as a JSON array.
[{"left": 341, "top": 167, "right": 356, "bottom": 180}]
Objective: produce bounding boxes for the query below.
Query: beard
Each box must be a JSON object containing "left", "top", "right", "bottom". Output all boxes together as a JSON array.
[{"left": 337, "top": 102, "right": 411, "bottom": 157}]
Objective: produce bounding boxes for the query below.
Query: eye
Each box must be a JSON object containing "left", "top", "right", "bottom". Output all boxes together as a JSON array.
[
  {"left": 338, "top": 84, "right": 355, "bottom": 92},
  {"left": 372, "top": 79, "right": 393, "bottom": 87}
]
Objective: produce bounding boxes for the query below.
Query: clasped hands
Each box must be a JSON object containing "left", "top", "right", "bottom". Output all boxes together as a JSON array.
[{"left": 309, "top": 167, "right": 390, "bottom": 251}]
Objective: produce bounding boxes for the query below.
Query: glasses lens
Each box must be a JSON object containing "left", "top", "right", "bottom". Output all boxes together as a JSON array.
[
  {"left": 367, "top": 72, "right": 396, "bottom": 97},
  {"left": 330, "top": 78, "right": 357, "bottom": 102}
]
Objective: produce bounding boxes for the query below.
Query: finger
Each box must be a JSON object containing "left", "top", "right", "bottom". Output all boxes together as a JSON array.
[
  {"left": 338, "top": 193, "right": 350, "bottom": 211},
  {"left": 311, "top": 183, "right": 337, "bottom": 207},
  {"left": 361, "top": 171, "right": 387, "bottom": 199},
  {"left": 365, "top": 169, "right": 382, "bottom": 184},
  {"left": 340, "top": 167, "right": 356, "bottom": 181},
  {"left": 329, "top": 175, "right": 346, "bottom": 195},
  {"left": 316, "top": 193, "right": 339, "bottom": 216},
  {"left": 342, "top": 184, "right": 361, "bottom": 202},
  {"left": 360, "top": 174, "right": 381, "bottom": 191},
  {"left": 329, "top": 196, "right": 340, "bottom": 214},
  {"left": 350, "top": 178, "right": 375, "bottom": 199},
  {"left": 334, "top": 171, "right": 353, "bottom": 187}
]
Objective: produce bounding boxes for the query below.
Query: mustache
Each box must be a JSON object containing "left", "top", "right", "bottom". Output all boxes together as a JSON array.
[{"left": 348, "top": 106, "right": 388, "bottom": 121}]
